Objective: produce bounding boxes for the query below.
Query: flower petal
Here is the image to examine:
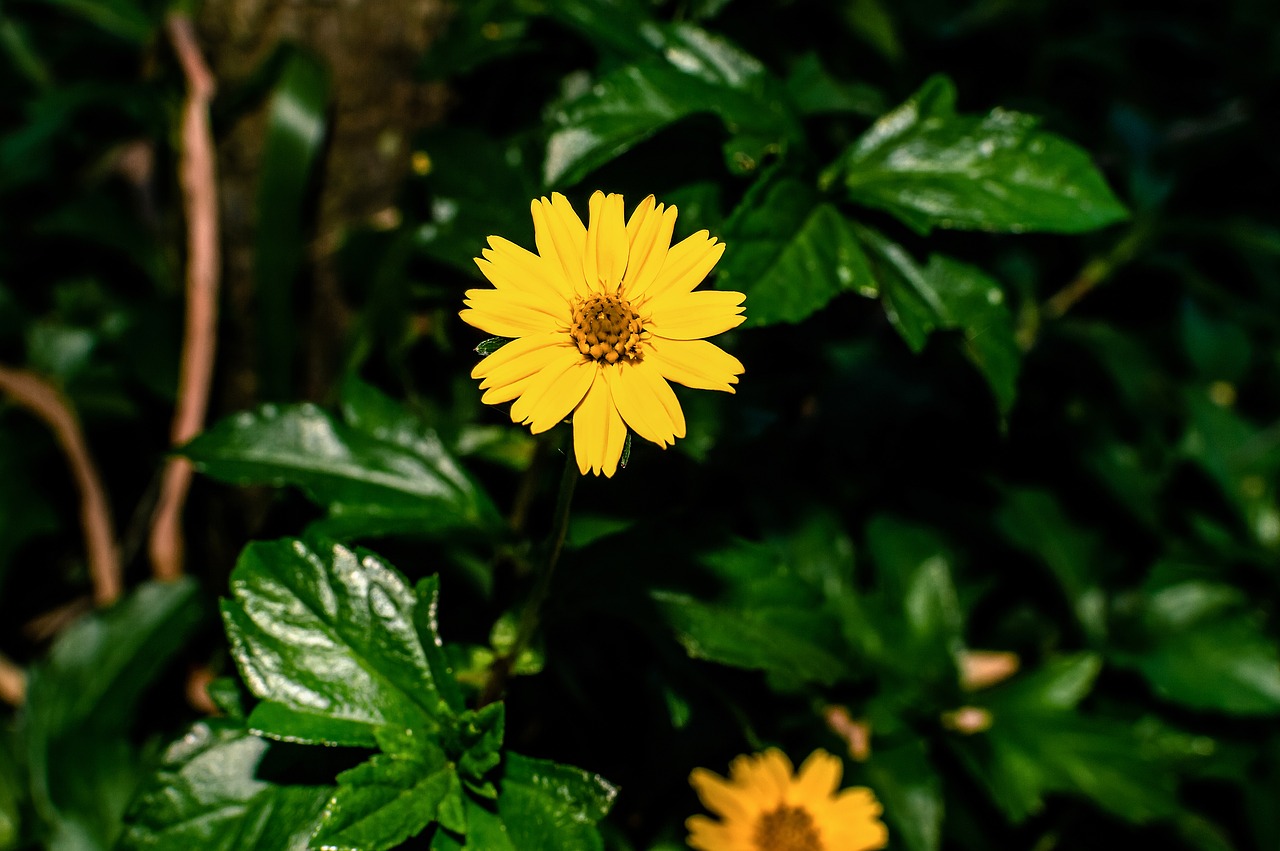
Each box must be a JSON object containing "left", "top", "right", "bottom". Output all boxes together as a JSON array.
[
  {"left": 572, "top": 373, "right": 626, "bottom": 477},
  {"left": 463, "top": 287, "right": 568, "bottom": 335},
  {"left": 508, "top": 353, "right": 595, "bottom": 434},
  {"left": 583, "top": 191, "right": 628, "bottom": 293},
  {"left": 684, "top": 815, "right": 736, "bottom": 851},
  {"left": 622, "top": 197, "right": 677, "bottom": 299},
  {"left": 793, "top": 749, "right": 843, "bottom": 804},
  {"left": 532, "top": 193, "right": 587, "bottom": 294},
  {"left": 645, "top": 337, "right": 744, "bottom": 393},
  {"left": 606, "top": 360, "right": 685, "bottom": 447},
  {"left": 647, "top": 290, "right": 747, "bottom": 340},
  {"left": 472, "top": 332, "right": 568, "bottom": 382},
  {"left": 479, "top": 235, "right": 571, "bottom": 300},
  {"left": 634, "top": 229, "right": 725, "bottom": 303},
  {"left": 688, "top": 768, "right": 755, "bottom": 823}
]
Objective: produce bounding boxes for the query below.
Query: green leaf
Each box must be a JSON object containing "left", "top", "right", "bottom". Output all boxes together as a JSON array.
[
  {"left": 994, "top": 489, "right": 1107, "bottom": 638},
  {"left": 544, "top": 25, "right": 799, "bottom": 185},
  {"left": 475, "top": 337, "right": 511, "bottom": 356},
  {"left": 1181, "top": 300, "right": 1251, "bottom": 382},
  {"left": 1113, "top": 580, "right": 1280, "bottom": 715},
  {"left": 41, "top": 0, "right": 152, "bottom": 42},
  {"left": 255, "top": 49, "right": 329, "bottom": 401},
  {"left": 716, "top": 175, "right": 875, "bottom": 328},
  {"left": 865, "top": 516, "right": 963, "bottom": 658},
  {"left": 22, "top": 581, "right": 202, "bottom": 850},
  {"left": 457, "top": 704, "right": 505, "bottom": 794},
  {"left": 783, "top": 53, "right": 886, "bottom": 118},
  {"left": 651, "top": 591, "right": 850, "bottom": 689},
  {"left": 544, "top": 0, "right": 664, "bottom": 59},
  {"left": 310, "top": 743, "right": 463, "bottom": 851},
  {"left": 864, "top": 740, "right": 941, "bottom": 851},
  {"left": 857, "top": 228, "right": 1022, "bottom": 413},
  {"left": 823, "top": 75, "right": 1128, "bottom": 234},
  {"left": 118, "top": 721, "right": 330, "bottom": 851},
  {"left": 221, "top": 539, "right": 459, "bottom": 748},
  {"left": 184, "top": 402, "right": 501, "bottom": 539},
  {"left": 495, "top": 753, "right": 616, "bottom": 851},
  {"left": 0, "top": 730, "right": 22, "bottom": 850}
]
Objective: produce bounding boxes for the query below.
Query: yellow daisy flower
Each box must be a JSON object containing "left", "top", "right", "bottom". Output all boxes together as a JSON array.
[
  {"left": 687, "top": 748, "right": 888, "bottom": 851},
  {"left": 460, "top": 191, "right": 746, "bottom": 477}
]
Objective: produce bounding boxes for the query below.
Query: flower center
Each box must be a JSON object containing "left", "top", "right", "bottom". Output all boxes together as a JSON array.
[
  {"left": 752, "top": 805, "right": 824, "bottom": 851},
  {"left": 570, "top": 292, "right": 644, "bottom": 364}
]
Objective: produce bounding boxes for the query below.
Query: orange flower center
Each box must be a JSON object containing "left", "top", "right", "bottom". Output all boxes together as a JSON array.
[
  {"left": 570, "top": 292, "right": 644, "bottom": 364},
  {"left": 752, "top": 805, "right": 823, "bottom": 851}
]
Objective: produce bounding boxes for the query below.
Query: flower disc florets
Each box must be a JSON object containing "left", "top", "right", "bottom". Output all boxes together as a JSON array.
[
  {"left": 753, "top": 806, "right": 823, "bottom": 851},
  {"left": 571, "top": 292, "right": 645, "bottom": 364}
]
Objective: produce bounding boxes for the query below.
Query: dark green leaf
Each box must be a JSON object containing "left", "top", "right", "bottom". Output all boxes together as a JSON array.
[
  {"left": 255, "top": 50, "right": 329, "bottom": 400},
  {"left": 544, "top": 25, "right": 799, "bottom": 185},
  {"left": 784, "top": 53, "right": 886, "bottom": 118},
  {"left": 1113, "top": 580, "right": 1280, "bottom": 715},
  {"left": 118, "top": 722, "right": 330, "bottom": 851},
  {"left": 475, "top": 337, "right": 511, "bottom": 356},
  {"left": 23, "top": 581, "right": 202, "bottom": 850},
  {"left": 495, "top": 753, "right": 615, "bottom": 851},
  {"left": 824, "top": 75, "right": 1129, "bottom": 234},
  {"left": 544, "top": 0, "right": 663, "bottom": 59},
  {"left": 221, "top": 539, "right": 459, "bottom": 747},
  {"left": 1181, "top": 301, "right": 1251, "bottom": 382},
  {"left": 311, "top": 744, "right": 462, "bottom": 851},
  {"left": 42, "top": 0, "right": 152, "bottom": 42},
  {"left": 865, "top": 740, "right": 941, "bottom": 851},
  {"left": 184, "top": 402, "right": 501, "bottom": 539},
  {"left": 651, "top": 591, "right": 850, "bottom": 689},
  {"left": 716, "top": 175, "right": 875, "bottom": 327},
  {"left": 857, "top": 227, "right": 1022, "bottom": 413}
]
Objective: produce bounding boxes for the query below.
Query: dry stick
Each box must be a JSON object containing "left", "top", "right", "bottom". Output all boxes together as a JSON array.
[
  {"left": 150, "top": 14, "right": 220, "bottom": 582},
  {"left": 0, "top": 652, "right": 25, "bottom": 706},
  {"left": 0, "top": 366, "right": 121, "bottom": 606}
]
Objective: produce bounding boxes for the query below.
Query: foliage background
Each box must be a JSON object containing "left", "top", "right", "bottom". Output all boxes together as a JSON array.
[{"left": 2, "top": 0, "right": 1280, "bottom": 849}]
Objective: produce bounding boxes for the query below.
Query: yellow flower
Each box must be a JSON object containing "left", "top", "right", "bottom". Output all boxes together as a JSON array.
[
  {"left": 687, "top": 748, "right": 888, "bottom": 851},
  {"left": 461, "top": 191, "right": 745, "bottom": 477}
]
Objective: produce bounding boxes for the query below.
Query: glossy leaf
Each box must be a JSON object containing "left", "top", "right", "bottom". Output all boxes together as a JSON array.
[
  {"left": 544, "top": 25, "right": 799, "bottom": 185},
  {"left": 823, "top": 75, "right": 1129, "bottom": 234},
  {"left": 310, "top": 744, "right": 463, "bottom": 851},
  {"left": 221, "top": 539, "right": 459, "bottom": 747},
  {"left": 184, "top": 402, "right": 501, "bottom": 539},
  {"left": 118, "top": 721, "right": 330, "bottom": 851},
  {"left": 716, "top": 175, "right": 875, "bottom": 327},
  {"left": 858, "top": 227, "right": 1021, "bottom": 413},
  {"left": 494, "top": 753, "right": 616, "bottom": 851}
]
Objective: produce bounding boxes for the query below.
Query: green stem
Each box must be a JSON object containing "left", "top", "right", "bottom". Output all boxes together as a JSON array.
[{"left": 479, "top": 447, "right": 578, "bottom": 706}]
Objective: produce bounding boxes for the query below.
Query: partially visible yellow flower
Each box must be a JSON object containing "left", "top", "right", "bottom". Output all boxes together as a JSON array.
[
  {"left": 687, "top": 748, "right": 887, "bottom": 851},
  {"left": 460, "top": 191, "right": 745, "bottom": 477}
]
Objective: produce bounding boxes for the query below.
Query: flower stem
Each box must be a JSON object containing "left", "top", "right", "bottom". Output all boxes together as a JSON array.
[{"left": 480, "top": 447, "right": 578, "bottom": 706}]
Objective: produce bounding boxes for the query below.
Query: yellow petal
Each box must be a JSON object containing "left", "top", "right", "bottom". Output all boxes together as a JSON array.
[
  {"left": 459, "top": 303, "right": 559, "bottom": 339},
  {"left": 583, "top": 191, "right": 628, "bottom": 293},
  {"left": 606, "top": 360, "right": 685, "bottom": 447},
  {"left": 684, "top": 815, "right": 736, "bottom": 851},
  {"left": 572, "top": 374, "right": 626, "bottom": 477},
  {"left": 509, "top": 352, "right": 593, "bottom": 433},
  {"left": 463, "top": 287, "right": 568, "bottom": 331},
  {"left": 479, "top": 344, "right": 576, "bottom": 403},
  {"left": 646, "top": 337, "right": 743, "bottom": 393},
  {"left": 479, "top": 235, "right": 572, "bottom": 299},
  {"left": 472, "top": 332, "right": 568, "bottom": 382},
  {"left": 635, "top": 229, "right": 724, "bottom": 303},
  {"left": 647, "top": 290, "right": 747, "bottom": 340},
  {"left": 532, "top": 193, "right": 587, "bottom": 294},
  {"left": 622, "top": 197, "right": 677, "bottom": 298},
  {"left": 793, "top": 749, "right": 843, "bottom": 803},
  {"left": 688, "top": 769, "right": 752, "bottom": 822}
]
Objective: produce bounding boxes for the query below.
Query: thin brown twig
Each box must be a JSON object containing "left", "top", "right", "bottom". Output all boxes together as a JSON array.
[
  {"left": 150, "top": 13, "right": 220, "bottom": 582},
  {"left": 0, "top": 366, "right": 121, "bottom": 606},
  {"left": 0, "top": 652, "right": 27, "bottom": 706}
]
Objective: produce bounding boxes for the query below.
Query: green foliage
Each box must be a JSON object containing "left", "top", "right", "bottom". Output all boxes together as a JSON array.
[{"left": 2, "top": 1, "right": 1279, "bottom": 850}]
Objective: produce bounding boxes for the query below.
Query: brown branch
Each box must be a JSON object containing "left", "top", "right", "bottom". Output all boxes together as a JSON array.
[
  {"left": 1041, "top": 221, "right": 1153, "bottom": 322},
  {"left": 0, "top": 652, "right": 27, "bottom": 706},
  {"left": 0, "top": 366, "right": 121, "bottom": 606},
  {"left": 150, "top": 14, "right": 220, "bottom": 582}
]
